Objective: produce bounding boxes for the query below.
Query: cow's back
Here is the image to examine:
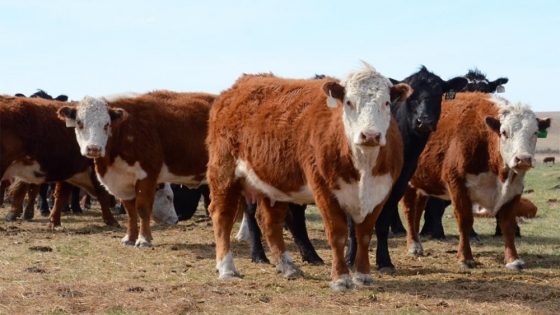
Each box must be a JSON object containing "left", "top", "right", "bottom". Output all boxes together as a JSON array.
[
  {"left": 0, "top": 96, "right": 88, "bottom": 181},
  {"left": 103, "top": 91, "right": 216, "bottom": 179}
]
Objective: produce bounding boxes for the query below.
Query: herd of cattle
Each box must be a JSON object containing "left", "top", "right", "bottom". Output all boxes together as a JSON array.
[{"left": 0, "top": 62, "right": 552, "bottom": 291}]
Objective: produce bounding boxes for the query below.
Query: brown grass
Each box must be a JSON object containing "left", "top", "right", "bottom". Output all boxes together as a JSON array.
[{"left": 1, "top": 163, "right": 560, "bottom": 315}]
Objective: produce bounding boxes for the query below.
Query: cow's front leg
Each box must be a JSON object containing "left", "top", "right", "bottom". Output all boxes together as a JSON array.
[
  {"left": 5, "top": 181, "right": 28, "bottom": 221},
  {"left": 134, "top": 179, "right": 158, "bottom": 247},
  {"left": 313, "top": 189, "right": 353, "bottom": 291},
  {"left": 498, "top": 196, "right": 525, "bottom": 270},
  {"left": 121, "top": 198, "right": 138, "bottom": 246},
  {"left": 23, "top": 184, "right": 40, "bottom": 220},
  {"left": 352, "top": 206, "right": 380, "bottom": 286},
  {"left": 401, "top": 186, "right": 428, "bottom": 256},
  {"left": 256, "top": 200, "right": 302, "bottom": 279}
]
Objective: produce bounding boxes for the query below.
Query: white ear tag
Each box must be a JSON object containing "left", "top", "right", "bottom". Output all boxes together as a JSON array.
[
  {"left": 66, "top": 120, "right": 76, "bottom": 127},
  {"left": 496, "top": 85, "right": 505, "bottom": 93},
  {"left": 326, "top": 90, "right": 338, "bottom": 108}
]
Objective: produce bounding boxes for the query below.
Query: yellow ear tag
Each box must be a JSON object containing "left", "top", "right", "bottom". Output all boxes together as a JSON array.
[
  {"left": 496, "top": 85, "right": 505, "bottom": 93},
  {"left": 326, "top": 90, "right": 338, "bottom": 108}
]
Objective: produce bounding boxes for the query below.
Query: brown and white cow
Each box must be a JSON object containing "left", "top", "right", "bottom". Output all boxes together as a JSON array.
[
  {"left": 206, "top": 62, "right": 411, "bottom": 291},
  {"left": 401, "top": 92, "right": 551, "bottom": 270},
  {"left": 58, "top": 91, "right": 216, "bottom": 247},
  {"left": 0, "top": 95, "right": 118, "bottom": 227}
]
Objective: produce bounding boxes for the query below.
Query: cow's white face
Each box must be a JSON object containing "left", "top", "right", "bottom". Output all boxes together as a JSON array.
[
  {"left": 486, "top": 99, "right": 541, "bottom": 173},
  {"left": 58, "top": 96, "right": 126, "bottom": 158},
  {"left": 322, "top": 62, "right": 411, "bottom": 151},
  {"left": 151, "top": 183, "right": 178, "bottom": 226}
]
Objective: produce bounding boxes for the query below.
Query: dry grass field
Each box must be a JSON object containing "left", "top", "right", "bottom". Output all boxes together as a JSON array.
[{"left": 0, "top": 161, "right": 559, "bottom": 315}]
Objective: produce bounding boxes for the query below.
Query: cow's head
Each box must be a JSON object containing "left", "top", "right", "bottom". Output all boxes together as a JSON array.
[
  {"left": 151, "top": 183, "right": 178, "bottom": 226},
  {"left": 463, "top": 69, "right": 508, "bottom": 93},
  {"left": 390, "top": 66, "right": 467, "bottom": 134},
  {"left": 485, "top": 101, "right": 551, "bottom": 172},
  {"left": 322, "top": 61, "right": 411, "bottom": 150},
  {"left": 58, "top": 96, "right": 127, "bottom": 158}
]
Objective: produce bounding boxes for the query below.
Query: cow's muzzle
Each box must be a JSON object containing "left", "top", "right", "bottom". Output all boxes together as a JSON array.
[
  {"left": 85, "top": 145, "right": 103, "bottom": 158},
  {"left": 357, "top": 130, "right": 381, "bottom": 147}
]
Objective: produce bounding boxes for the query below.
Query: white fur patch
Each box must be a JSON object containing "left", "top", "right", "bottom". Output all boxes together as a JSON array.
[
  {"left": 465, "top": 171, "right": 524, "bottom": 217},
  {"left": 98, "top": 156, "right": 148, "bottom": 199},
  {"left": 234, "top": 159, "right": 314, "bottom": 204},
  {"left": 216, "top": 251, "right": 239, "bottom": 280},
  {"left": 151, "top": 183, "right": 178, "bottom": 226},
  {"left": 65, "top": 167, "right": 96, "bottom": 196},
  {"left": 74, "top": 96, "right": 113, "bottom": 157},
  {"left": 235, "top": 216, "right": 251, "bottom": 242},
  {"left": 334, "top": 173, "right": 393, "bottom": 224},
  {"left": 101, "top": 92, "right": 140, "bottom": 102},
  {"left": 157, "top": 164, "right": 205, "bottom": 188},
  {"left": 2, "top": 159, "right": 44, "bottom": 184}
]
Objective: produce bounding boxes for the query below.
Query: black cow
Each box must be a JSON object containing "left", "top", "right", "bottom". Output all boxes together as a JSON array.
[
  {"left": 171, "top": 184, "right": 210, "bottom": 221},
  {"left": 346, "top": 67, "right": 468, "bottom": 271}
]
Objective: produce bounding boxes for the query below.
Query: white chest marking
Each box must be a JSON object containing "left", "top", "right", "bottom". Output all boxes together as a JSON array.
[
  {"left": 234, "top": 159, "right": 314, "bottom": 204},
  {"left": 98, "top": 156, "right": 148, "bottom": 199},
  {"left": 465, "top": 171, "right": 523, "bottom": 216},
  {"left": 3, "top": 159, "right": 45, "bottom": 184},
  {"left": 333, "top": 173, "right": 393, "bottom": 224}
]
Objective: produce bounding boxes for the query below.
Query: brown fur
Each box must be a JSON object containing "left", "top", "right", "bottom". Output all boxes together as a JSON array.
[
  {"left": 67, "top": 91, "right": 216, "bottom": 245},
  {"left": 543, "top": 156, "right": 555, "bottom": 165},
  {"left": 0, "top": 96, "right": 118, "bottom": 227},
  {"left": 207, "top": 74, "right": 403, "bottom": 283},
  {"left": 402, "top": 92, "right": 535, "bottom": 267},
  {"left": 472, "top": 197, "right": 537, "bottom": 218}
]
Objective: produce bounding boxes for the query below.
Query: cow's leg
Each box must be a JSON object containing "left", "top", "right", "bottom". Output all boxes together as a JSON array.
[
  {"left": 199, "top": 184, "right": 211, "bottom": 215},
  {"left": 428, "top": 198, "right": 449, "bottom": 240},
  {"left": 497, "top": 196, "right": 525, "bottom": 270},
  {"left": 420, "top": 207, "right": 433, "bottom": 236},
  {"left": 5, "top": 181, "right": 28, "bottom": 221},
  {"left": 389, "top": 208, "right": 407, "bottom": 235},
  {"left": 374, "top": 201, "right": 400, "bottom": 273},
  {"left": 134, "top": 179, "right": 158, "bottom": 247},
  {"left": 23, "top": 184, "right": 40, "bottom": 220},
  {"left": 38, "top": 183, "right": 50, "bottom": 216},
  {"left": 401, "top": 187, "right": 428, "bottom": 256},
  {"left": 48, "top": 182, "right": 73, "bottom": 228},
  {"left": 494, "top": 216, "right": 521, "bottom": 237},
  {"left": 313, "top": 190, "right": 352, "bottom": 291},
  {"left": 345, "top": 216, "right": 357, "bottom": 269},
  {"left": 447, "top": 184, "right": 475, "bottom": 268},
  {"left": 0, "top": 180, "right": 8, "bottom": 206},
  {"left": 243, "top": 203, "right": 270, "bottom": 264},
  {"left": 121, "top": 198, "right": 139, "bottom": 245},
  {"left": 353, "top": 206, "right": 381, "bottom": 286},
  {"left": 284, "top": 203, "right": 323, "bottom": 265},
  {"left": 70, "top": 186, "right": 83, "bottom": 214},
  {"left": 91, "top": 173, "right": 119, "bottom": 227},
  {"left": 256, "top": 200, "right": 302, "bottom": 279}
]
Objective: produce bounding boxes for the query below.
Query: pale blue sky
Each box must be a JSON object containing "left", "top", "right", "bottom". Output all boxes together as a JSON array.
[{"left": 1, "top": 0, "right": 558, "bottom": 112}]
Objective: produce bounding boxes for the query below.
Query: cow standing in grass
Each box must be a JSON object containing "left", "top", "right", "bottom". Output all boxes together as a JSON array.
[
  {"left": 402, "top": 92, "right": 551, "bottom": 269},
  {"left": 206, "top": 62, "right": 411, "bottom": 290},
  {"left": 58, "top": 91, "right": 216, "bottom": 247}
]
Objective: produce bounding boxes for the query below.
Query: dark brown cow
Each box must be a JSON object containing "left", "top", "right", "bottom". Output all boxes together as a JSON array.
[
  {"left": 58, "top": 91, "right": 216, "bottom": 247},
  {"left": 543, "top": 156, "right": 555, "bottom": 165},
  {"left": 0, "top": 95, "right": 118, "bottom": 227},
  {"left": 207, "top": 62, "right": 411, "bottom": 290},
  {"left": 401, "top": 92, "right": 551, "bottom": 270}
]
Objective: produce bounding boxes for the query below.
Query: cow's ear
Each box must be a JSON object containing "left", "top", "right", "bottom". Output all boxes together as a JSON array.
[
  {"left": 390, "top": 83, "right": 412, "bottom": 103},
  {"left": 109, "top": 108, "right": 128, "bottom": 122},
  {"left": 55, "top": 95, "right": 68, "bottom": 102},
  {"left": 15, "top": 93, "right": 26, "bottom": 98},
  {"left": 58, "top": 106, "right": 77, "bottom": 127},
  {"left": 322, "top": 81, "right": 345, "bottom": 108},
  {"left": 485, "top": 116, "right": 501, "bottom": 135},
  {"left": 489, "top": 77, "right": 508, "bottom": 92},
  {"left": 537, "top": 117, "right": 551, "bottom": 132},
  {"left": 389, "top": 78, "right": 400, "bottom": 85},
  {"left": 443, "top": 77, "right": 468, "bottom": 93}
]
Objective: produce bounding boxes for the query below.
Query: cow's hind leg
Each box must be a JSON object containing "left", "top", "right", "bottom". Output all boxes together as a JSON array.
[
  {"left": 256, "top": 200, "right": 302, "bottom": 279},
  {"left": 284, "top": 203, "right": 323, "bottom": 265},
  {"left": 5, "top": 181, "right": 28, "bottom": 221},
  {"left": 243, "top": 203, "right": 270, "bottom": 264},
  {"left": 23, "top": 184, "right": 40, "bottom": 220},
  {"left": 401, "top": 187, "right": 428, "bottom": 256},
  {"left": 48, "top": 182, "right": 72, "bottom": 228}
]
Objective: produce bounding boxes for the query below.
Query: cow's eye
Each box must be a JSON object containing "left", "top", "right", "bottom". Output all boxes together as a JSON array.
[
  {"left": 385, "top": 101, "right": 390, "bottom": 106},
  {"left": 77, "top": 120, "right": 84, "bottom": 129},
  {"left": 104, "top": 123, "right": 109, "bottom": 131},
  {"left": 501, "top": 130, "right": 508, "bottom": 139},
  {"left": 346, "top": 100, "right": 353, "bottom": 107}
]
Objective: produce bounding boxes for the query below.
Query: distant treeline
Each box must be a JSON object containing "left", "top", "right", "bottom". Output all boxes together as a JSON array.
[{"left": 536, "top": 148, "right": 560, "bottom": 154}]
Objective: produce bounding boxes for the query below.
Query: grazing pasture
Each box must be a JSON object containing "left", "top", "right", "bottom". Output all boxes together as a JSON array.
[{"left": 0, "top": 163, "right": 559, "bottom": 314}]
